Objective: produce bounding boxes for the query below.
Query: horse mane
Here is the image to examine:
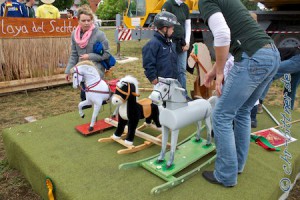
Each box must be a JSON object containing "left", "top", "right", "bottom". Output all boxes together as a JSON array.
[
  {"left": 119, "top": 75, "right": 139, "bottom": 94},
  {"left": 71, "top": 60, "right": 101, "bottom": 76},
  {"left": 171, "top": 79, "right": 182, "bottom": 87}
]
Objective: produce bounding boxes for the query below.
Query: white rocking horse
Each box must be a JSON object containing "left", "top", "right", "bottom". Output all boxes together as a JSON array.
[
  {"left": 149, "top": 77, "right": 216, "bottom": 168},
  {"left": 71, "top": 61, "right": 111, "bottom": 132}
]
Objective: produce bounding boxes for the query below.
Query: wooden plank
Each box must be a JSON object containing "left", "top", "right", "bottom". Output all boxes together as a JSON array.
[
  {"left": 117, "top": 142, "right": 152, "bottom": 154},
  {"left": 0, "top": 74, "right": 70, "bottom": 95},
  {"left": 0, "top": 17, "right": 77, "bottom": 38},
  {"left": 104, "top": 119, "right": 163, "bottom": 146}
]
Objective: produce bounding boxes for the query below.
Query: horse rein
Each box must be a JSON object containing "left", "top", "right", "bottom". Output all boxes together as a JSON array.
[
  {"left": 73, "top": 66, "right": 110, "bottom": 95},
  {"left": 154, "top": 81, "right": 171, "bottom": 101},
  {"left": 115, "top": 82, "right": 140, "bottom": 102}
]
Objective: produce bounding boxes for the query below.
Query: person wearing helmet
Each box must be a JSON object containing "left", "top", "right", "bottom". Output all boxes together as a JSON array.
[
  {"left": 162, "top": 0, "right": 191, "bottom": 101},
  {"left": 142, "top": 11, "right": 179, "bottom": 85}
]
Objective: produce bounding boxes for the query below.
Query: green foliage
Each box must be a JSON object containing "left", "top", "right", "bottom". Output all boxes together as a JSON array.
[
  {"left": 96, "top": 0, "right": 126, "bottom": 19},
  {"left": 241, "top": 0, "right": 257, "bottom": 10},
  {"left": 38, "top": 0, "right": 73, "bottom": 11},
  {"left": 80, "top": 0, "right": 90, "bottom": 6}
]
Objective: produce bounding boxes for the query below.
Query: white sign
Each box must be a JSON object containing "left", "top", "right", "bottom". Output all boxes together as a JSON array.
[{"left": 131, "top": 18, "right": 141, "bottom": 27}]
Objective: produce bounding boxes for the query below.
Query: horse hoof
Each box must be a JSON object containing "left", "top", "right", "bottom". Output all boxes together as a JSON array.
[
  {"left": 166, "top": 164, "right": 172, "bottom": 169},
  {"left": 81, "top": 114, "right": 85, "bottom": 119},
  {"left": 195, "top": 138, "right": 202, "bottom": 143},
  {"left": 88, "top": 127, "right": 94, "bottom": 132},
  {"left": 157, "top": 159, "right": 164, "bottom": 163}
]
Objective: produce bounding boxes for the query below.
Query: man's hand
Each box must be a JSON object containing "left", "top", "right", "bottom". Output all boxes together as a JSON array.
[
  {"left": 182, "top": 44, "right": 190, "bottom": 52},
  {"left": 80, "top": 54, "right": 89, "bottom": 60},
  {"left": 151, "top": 79, "right": 158, "bottom": 85},
  {"left": 65, "top": 74, "right": 70, "bottom": 81},
  {"left": 215, "top": 73, "right": 224, "bottom": 96},
  {"left": 204, "top": 68, "right": 216, "bottom": 88}
]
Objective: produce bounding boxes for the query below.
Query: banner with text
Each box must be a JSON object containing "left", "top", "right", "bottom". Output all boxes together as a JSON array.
[{"left": 0, "top": 17, "right": 78, "bottom": 38}]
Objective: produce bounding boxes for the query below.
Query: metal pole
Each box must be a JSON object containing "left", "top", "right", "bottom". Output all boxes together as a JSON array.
[
  {"left": 115, "top": 14, "right": 122, "bottom": 60},
  {"left": 262, "top": 104, "right": 280, "bottom": 126}
]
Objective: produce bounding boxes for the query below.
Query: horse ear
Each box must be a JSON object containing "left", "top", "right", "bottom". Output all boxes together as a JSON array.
[
  {"left": 121, "top": 81, "right": 128, "bottom": 86},
  {"left": 174, "top": 87, "right": 185, "bottom": 92}
]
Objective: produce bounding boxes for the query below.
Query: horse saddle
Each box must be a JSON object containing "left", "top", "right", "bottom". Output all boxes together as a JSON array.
[{"left": 137, "top": 98, "right": 152, "bottom": 118}]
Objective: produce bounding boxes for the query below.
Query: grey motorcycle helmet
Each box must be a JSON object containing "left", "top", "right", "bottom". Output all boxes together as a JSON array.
[{"left": 154, "top": 11, "right": 180, "bottom": 29}]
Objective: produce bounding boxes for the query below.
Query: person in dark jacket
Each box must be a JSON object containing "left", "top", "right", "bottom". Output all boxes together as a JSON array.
[
  {"left": 142, "top": 11, "right": 179, "bottom": 85},
  {"left": 25, "top": 0, "right": 35, "bottom": 18},
  {"left": 0, "top": 0, "right": 28, "bottom": 17}
]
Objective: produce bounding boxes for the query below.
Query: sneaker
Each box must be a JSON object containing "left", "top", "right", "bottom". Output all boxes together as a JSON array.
[
  {"left": 112, "top": 134, "right": 121, "bottom": 140},
  {"left": 257, "top": 104, "right": 263, "bottom": 114},
  {"left": 124, "top": 140, "right": 133, "bottom": 146},
  {"left": 251, "top": 121, "right": 257, "bottom": 128}
]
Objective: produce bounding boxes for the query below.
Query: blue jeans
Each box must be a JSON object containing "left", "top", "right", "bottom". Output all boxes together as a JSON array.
[
  {"left": 177, "top": 51, "right": 187, "bottom": 91},
  {"left": 260, "top": 54, "right": 300, "bottom": 109},
  {"left": 213, "top": 45, "right": 280, "bottom": 186}
]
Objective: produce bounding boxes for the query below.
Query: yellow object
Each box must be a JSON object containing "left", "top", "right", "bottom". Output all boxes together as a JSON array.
[
  {"left": 36, "top": 4, "right": 60, "bottom": 19},
  {"left": 6, "top": 2, "right": 13, "bottom": 7},
  {"left": 46, "top": 178, "right": 55, "bottom": 200},
  {"left": 123, "top": 0, "right": 199, "bottom": 28}
]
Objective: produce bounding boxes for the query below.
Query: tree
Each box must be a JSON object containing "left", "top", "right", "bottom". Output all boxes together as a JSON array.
[
  {"left": 96, "top": 0, "right": 126, "bottom": 20},
  {"left": 241, "top": 0, "right": 257, "bottom": 10},
  {"left": 80, "top": 0, "right": 90, "bottom": 6},
  {"left": 38, "top": 0, "right": 73, "bottom": 11}
]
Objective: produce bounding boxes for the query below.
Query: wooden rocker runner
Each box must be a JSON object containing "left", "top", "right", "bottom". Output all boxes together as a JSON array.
[
  {"left": 98, "top": 118, "right": 168, "bottom": 154},
  {"left": 119, "top": 131, "right": 216, "bottom": 194}
]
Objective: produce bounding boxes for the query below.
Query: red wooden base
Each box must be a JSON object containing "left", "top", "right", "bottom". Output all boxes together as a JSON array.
[{"left": 75, "top": 119, "right": 115, "bottom": 136}]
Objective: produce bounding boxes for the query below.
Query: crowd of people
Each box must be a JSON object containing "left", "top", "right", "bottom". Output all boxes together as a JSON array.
[
  {"left": 0, "top": 0, "right": 77, "bottom": 19},
  {"left": 1, "top": 0, "right": 299, "bottom": 189}
]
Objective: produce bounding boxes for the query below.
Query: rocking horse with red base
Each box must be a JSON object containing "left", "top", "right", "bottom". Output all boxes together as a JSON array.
[
  {"left": 71, "top": 61, "right": 118, "bottom": 136},
  {"left": 98, "top": 75, "right": 168, "bottom": 154}
]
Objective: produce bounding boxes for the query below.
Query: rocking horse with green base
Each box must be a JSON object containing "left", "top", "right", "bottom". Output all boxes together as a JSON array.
[{"left": 119, "top": 77, "right": 217, "bottom": 194}]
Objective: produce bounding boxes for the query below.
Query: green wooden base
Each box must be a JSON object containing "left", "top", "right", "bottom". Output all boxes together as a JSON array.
[
  {"left": 141, "top": 137, "right": 215, "bottom": 181},
  {"left": 119, "top": 130, "right": 216, "bottom": 194}
]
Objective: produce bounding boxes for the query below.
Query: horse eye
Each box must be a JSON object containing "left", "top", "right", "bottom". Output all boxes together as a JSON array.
[{"left": 164, "top": 88, "right": 167, "bottom": 92}]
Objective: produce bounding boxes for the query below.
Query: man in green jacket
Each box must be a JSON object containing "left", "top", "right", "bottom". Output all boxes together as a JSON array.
[{"left": 25, "top": 0, "right": 35, "bottom": 18}]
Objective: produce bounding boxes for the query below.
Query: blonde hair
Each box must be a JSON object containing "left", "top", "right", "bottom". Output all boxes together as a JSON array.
[{"left": 77, "top": 5, "right": 94, "bottom": 21}]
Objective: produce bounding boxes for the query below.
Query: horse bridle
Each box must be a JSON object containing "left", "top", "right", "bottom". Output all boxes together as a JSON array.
[
  {"left": 115, "top": 82, "right": 140, "bottom": 102},
  {"left": 154, "top": 81, "right": 171, "bottom": 101},
  {"left": 73, "top": 66, "right": 110, "bottom": 95}
]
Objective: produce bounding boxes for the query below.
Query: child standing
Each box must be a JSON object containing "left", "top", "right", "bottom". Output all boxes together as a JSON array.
[{"left": 142, "top": 11, "right": 179, "bottom": 85}]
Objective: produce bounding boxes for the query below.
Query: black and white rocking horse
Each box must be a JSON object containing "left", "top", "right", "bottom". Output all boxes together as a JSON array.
[{"left": 111, "top": 75, "right": 161, "bottom": 145}]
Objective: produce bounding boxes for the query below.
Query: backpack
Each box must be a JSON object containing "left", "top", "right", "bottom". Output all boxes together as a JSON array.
[{"left": 93, "top": 42, "right": 116, "bottom": 70}]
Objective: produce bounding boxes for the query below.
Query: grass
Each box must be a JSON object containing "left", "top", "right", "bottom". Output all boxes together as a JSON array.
[{"left": 0, "top": 29, "right": 299, "bottom": 199}]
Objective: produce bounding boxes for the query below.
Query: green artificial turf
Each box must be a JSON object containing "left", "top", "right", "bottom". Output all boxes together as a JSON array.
[{"left": 2, "top": 104, "right": 300, "bottom": 200}]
